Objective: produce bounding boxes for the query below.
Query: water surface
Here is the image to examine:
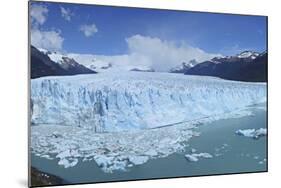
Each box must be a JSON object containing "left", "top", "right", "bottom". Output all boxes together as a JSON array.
[{"left": 31, "top": 104, "right": 267, "bottom": 184}]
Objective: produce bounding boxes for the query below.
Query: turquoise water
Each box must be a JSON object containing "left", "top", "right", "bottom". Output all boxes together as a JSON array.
[{"left": 31, "top": 104, "right": 267, "bottom": 184}]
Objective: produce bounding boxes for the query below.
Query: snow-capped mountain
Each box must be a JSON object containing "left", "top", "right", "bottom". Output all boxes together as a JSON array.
[
  {"left": 185, "top": 51, "right": 267, "bottom": 82},
  {"left": 31, "top": 46, "right": 96, "bottom": 79},
  {"left": 55, "top": 53, "right": 154, "bottom": 73},
  {"left": 211, "top": 51, "right": 260, "bottom": 63},
  {"left": 237, "top": 51, "right": 260, "bottom": 59},
  {"left": 170, "top": 59, "right": 198, "bottom": 73},
  {"left": 66, "top": 54, "right": 115, "bottom": 72},
  {"left": 39, "top": 49, "right": 98, "bottom": 74}
]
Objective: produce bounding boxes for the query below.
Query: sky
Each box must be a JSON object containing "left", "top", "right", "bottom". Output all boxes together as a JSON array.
[{"left": 30, "top": 1, "right": 267, "bottom": 70}]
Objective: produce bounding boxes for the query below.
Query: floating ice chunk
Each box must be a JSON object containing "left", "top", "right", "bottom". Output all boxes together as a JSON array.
[
  {"left": 68, "top": 158, "right": 79, "bottom": 167},
  {"left": 128, "top": 156, "right": 149, "bottom": 165},
  {"left": 256, "top": 128, "right": 267, "bottom": 137},
  {"left": 41, "top": 154, "right": 53, "bottom": 160},
  {"left": 236, "top": 129, "right": 255, "bottom": 137},
  {"left": 58, "top": 158, "right": 69, "bottom": 168},
  {"left": 185, "top": 152, "right": 213, "bottom": 162},
  {"left": 191, "top": 148, "right": 197, "bottom": 153},
  {"left": 56, "top": 150, "right": 71, "bottom": 159},
  {"left": 254, "top": 156, "right": 259, "bottom": 160},
  {"left": 195, "top": 153, "right": 213, "bottom": 158},
  {"left": 145, "top": 149, "right": 158, "bottom": 156},
  {"left": 185, "top": 154, "right": 199, "bottom": 162},
  {"left": 58, "top": 158, "right": 78, "bottom": 168},
  {"left": 94, "top": 155, "right": 114, "bottom": 168},
  {"left": 235, "top": 128, "right": 267, "bottom": 139},
  {"left": 110, "top": 160, "right": 127, "bottom": 171}
]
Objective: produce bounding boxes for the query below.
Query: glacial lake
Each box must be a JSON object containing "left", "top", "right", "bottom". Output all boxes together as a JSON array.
[{"left": 31, "top": 103, "right": 267, "bottom": 184}]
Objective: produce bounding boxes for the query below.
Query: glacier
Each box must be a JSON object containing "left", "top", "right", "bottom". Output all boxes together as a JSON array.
[
  {"left": 31, "top": 72, "right": 266, "bottom": 132},
  {"left": 30, "top": 72, "right": 267, "bottom": 172}
]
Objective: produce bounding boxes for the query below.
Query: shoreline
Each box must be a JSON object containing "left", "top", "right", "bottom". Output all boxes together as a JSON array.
[{"left": 30, "top": 166, "right": 67, "bottom": 187}]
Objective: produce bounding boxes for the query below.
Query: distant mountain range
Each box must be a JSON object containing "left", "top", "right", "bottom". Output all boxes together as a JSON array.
[
  {"left": 31, "top": 46, "right": 267, "bottom": 82},
  {"left": 31, "top": 46, "right": 96, "bottom": 79},
  {"left": 184, "top": 51, "right": 267, "bottom": 82},
  {"left": 169, "top": 59, "right": 198, "bottom": 73}
]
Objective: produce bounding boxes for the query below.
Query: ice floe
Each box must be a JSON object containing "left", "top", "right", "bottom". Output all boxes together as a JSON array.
[
  {"left": 235, "top": 128, "right": 267, "bottom": 139},
  {"left": 31, "top": 122, "right": 197, "bottom": 172},
  {"left": 185, "top": 152, "right": 213, "bottom": 162}
]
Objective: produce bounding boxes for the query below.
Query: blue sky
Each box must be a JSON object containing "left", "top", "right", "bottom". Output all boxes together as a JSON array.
[{"left": 30, "top": 1, "right": 267, "bottom": 56}]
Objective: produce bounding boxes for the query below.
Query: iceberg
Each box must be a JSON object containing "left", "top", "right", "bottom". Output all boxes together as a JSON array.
[
  {"left": 185, "top": 152, "right": 213, "bottom": 162},
  {"left": 185, "top": 154, "right": 199, "bottom": 162},
  {"left": 235, "top": 128, "right": 267, "bottom": 139},
  {"left": 128, "top": 156, "right": 149, "bottom": 165}
]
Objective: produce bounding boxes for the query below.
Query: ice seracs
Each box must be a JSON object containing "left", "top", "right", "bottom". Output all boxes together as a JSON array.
[{"left": 31, "top": 72, "right": 266, "bottom": 132}]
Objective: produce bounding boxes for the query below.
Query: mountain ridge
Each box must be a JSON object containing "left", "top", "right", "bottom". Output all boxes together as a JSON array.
[
  {"left": 185, "top": 51, "right": 267, "bottom": 82},
  {"left": 31, "top": 46, "right": 96, "bottom": 79}
]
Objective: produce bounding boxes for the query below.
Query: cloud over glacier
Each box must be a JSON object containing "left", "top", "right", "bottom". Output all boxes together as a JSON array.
[
  {"left": 75, "top": 35, "right": 221, "bottom": 72},
  {"left": 124, "top": 35, "right": 221, "bottom": 71}
]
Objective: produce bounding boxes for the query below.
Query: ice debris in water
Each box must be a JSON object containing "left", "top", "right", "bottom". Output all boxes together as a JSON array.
[
  {"left": 235, "top": 128, "right": 267, "bottom": 139},
  {"left": 185, "top": 152, "right": 213, "bottom": 162},
  {"left": 31, "top": 122, "right": 196, "bottom": 173},
  {"left": 191, "top": 148, "right": 197, "bottom": 153}
]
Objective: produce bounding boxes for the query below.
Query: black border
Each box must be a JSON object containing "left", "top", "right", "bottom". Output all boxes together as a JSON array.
[{"left": 28, "top": 1, "right": 268, "bottom": 187}]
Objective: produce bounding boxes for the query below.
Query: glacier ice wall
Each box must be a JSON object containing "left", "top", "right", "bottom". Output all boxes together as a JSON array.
[{"left": 31, "top": 72, "right": 266, "bottom": 132}]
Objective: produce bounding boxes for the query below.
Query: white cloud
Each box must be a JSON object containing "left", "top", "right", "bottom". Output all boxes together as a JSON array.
[
  {"left": 74, "top": 35, "right": 220, "bottom": 72},
  {"left": 30, "top": 4, "right": 65, "bottom": 52},
  {"left": 31, "top": 29, "right": 64, "bottom": 51},
  {"left": 30, "top": 4, "right": 48, "bottom": 25},
  {"left": 80, "top": 23, "right": 98, "bottom": 37},
  {"left": 60, "top": 7, "right": 73, "bottom": 21},
  {"left": 123, "top": 35, "right": 220, "bottom": 71}
]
